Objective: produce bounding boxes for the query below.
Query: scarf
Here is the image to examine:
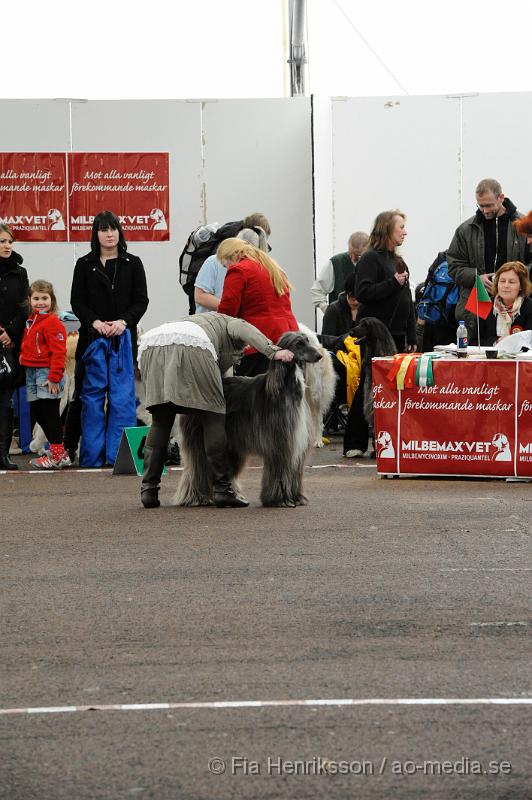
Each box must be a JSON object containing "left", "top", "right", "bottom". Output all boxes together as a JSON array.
[{"left": 493, "top": 295, "right": 523, "bottom": 338}]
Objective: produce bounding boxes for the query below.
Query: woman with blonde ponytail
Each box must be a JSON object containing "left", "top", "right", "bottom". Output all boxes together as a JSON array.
[{"left": 217, "top": 238, "right": 298, "bottom": 376}]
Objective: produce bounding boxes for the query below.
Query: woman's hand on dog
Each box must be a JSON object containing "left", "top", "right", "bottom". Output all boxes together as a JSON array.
[{"left": 273, "top": 349, "right": 295, "bottom": 362}]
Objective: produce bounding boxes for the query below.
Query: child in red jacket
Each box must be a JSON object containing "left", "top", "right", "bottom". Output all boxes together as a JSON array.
[{"left": 20, "top": 280, "right": 70, "bottom": 469}]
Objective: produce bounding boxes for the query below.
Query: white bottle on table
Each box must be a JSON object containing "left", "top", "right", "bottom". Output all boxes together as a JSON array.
[{"left": 456, "top": 320, "right": 468, "bottom": 358}]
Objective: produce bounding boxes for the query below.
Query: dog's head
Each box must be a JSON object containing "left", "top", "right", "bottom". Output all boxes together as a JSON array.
[
  {"left": 276, "top": 331, "right": 323, "bottom": 365},
  {"left": 349, "top": 317, "right": 397, "bottom": 356}
]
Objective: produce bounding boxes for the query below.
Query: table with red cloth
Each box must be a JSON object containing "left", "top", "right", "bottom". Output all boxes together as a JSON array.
[{"left": 372, "top": 356, "right": 532, "bottom": 478}]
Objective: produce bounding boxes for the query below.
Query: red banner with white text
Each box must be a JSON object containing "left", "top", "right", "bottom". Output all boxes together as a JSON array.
[
  {"left": 373, "top": 358, "right": 532, "bottom": 478},
  {"left": 0, "top": 153, "right": 68, "bottom": 242},
  {"left": 68, "top": 152, "right": 169, "bottom": 241}
]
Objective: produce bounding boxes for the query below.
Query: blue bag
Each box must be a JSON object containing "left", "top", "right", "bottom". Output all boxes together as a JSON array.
[{"left": 417, "top": 259, "right": 459, "bottom": 324}]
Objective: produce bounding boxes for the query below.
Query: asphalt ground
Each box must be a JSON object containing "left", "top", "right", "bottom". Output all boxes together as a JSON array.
[{"left": 1, "top": 438, "right": 531, "bottom": 800}]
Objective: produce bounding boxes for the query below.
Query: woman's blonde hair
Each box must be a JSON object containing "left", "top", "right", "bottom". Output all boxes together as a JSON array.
[
  {"left": 0, "top": 223, "right": 14, "bottom": 241},
  {"left": 493, "top": 261, "right": 532, "bottom": 298},
  {"left": 217, "top": 238, "right": 292, "bottom": 296},
  {"left": 28, "top": 280, "right": 59, "bottom": 314}
]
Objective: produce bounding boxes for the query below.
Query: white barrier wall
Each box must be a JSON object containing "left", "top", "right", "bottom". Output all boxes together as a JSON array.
[
  {"left": 2, "top": 93, "right": 532, "bottom": 331},
  {"left": 0, "top": 98, "right": 315, "bottom": 329},
  {"left": 327, "top": 92, "right": 532, "bottom": 290}
]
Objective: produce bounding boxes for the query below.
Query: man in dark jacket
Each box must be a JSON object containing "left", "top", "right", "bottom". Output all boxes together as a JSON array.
[{"left": 447, "top": 178, "right": 530, "bottom": 339}]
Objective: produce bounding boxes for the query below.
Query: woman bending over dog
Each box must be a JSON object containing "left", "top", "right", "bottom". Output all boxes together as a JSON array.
[{"left": 138, "top": 312, "right": 294, "bottom": 509}]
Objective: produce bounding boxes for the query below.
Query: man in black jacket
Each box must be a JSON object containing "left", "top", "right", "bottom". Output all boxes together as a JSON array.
[{"left": 448, "top": 178, "right": 530, "bottom": 340}]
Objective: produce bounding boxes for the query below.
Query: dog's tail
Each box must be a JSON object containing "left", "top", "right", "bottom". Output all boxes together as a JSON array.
[{"left": 172, "top": 415, "right": 214, "bottom": 506}]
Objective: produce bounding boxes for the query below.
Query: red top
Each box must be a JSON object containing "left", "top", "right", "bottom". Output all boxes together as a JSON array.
[
  {"left": 19, "top": 312, "right": 67, "bottom": 383},
  {"left": 218, "top": 257, "right": 298, "bottom": 351}
]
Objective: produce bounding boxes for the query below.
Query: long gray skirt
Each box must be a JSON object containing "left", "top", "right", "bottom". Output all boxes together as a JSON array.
[{"left": 140, "top": 344, "right": 225, "bottom": 415}]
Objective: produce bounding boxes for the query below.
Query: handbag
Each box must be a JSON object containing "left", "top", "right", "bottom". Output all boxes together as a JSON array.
[{"left": 0, "top": 344, "right": 25, "bottom": 389}]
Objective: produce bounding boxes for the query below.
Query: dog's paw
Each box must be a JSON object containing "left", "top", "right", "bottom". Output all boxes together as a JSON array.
[{"left": 314, "top": 438, "right": 324, "bottom": 448}]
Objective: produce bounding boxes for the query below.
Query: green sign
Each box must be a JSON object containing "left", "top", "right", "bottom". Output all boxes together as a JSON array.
[{"left": 112, "top": 426, "right": 167, "bottom": 476}]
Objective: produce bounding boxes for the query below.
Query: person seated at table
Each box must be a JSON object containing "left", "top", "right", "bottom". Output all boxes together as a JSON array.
[
  {"left": 321, "top": 272, "right": 359, "bottom": 339},
  {"left": 472, "top": 260, "right": 532, "bottom": 345}
]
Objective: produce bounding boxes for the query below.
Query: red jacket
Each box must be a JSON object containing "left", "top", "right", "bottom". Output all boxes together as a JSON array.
[
  {"left": 218, "top": 257, "right": 298, "bottom": 351},
  {"left": 20, "top": 312, "right": 67, "bottom": 383}
]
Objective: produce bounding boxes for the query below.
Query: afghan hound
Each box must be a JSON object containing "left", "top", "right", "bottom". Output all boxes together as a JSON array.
[
  {"left": 174, "top": 331, "right": 323, "bottom": 508},
  {"left": 349, "top": 317, "right": 397, "bottom": 437},
  {"left": 297, "top": 323, "right": 337, "bottom": 447}
]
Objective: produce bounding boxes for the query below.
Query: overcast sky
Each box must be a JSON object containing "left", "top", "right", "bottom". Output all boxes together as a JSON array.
[{"left": 4, "top": 0, "right": 532, "bottom": 100}]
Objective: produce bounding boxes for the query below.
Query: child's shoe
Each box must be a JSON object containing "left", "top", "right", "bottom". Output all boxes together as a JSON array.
[
  {"left": 30, "top": 453, "right": 61, "bottom": 470},
  {"left": 56, "top": 452, "right": 72, "bottom": 468}
]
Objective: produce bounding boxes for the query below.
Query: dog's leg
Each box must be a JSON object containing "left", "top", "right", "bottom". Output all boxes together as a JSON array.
[
  {"left": 288, "top": 453, "right": 308, "bottom": 506},
  {"left": 260, "top": 455, "right": 297, "bottom": 507}
]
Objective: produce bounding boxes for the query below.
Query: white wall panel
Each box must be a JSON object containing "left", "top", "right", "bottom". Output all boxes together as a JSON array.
[
  {"left": 202, "top": 98, "right": 314, "bottom": 326},
  {"left": 461, "top": 93, "right": 532, "bottom": 220},
  {"left": 70, "top": 100, "right": 203, "bottom": 328},
  {"left": 0, "top": 100, "right": 75, "bottom": 310},
  {"left": 3, "top": 93, "right": 532, "bottom": 334},
  {"left": 330, "top": 96, "right": 461, "bottom": 288}
]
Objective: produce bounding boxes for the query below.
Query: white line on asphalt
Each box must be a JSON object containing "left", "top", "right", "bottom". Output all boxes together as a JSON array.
[
  {"left": 1, "top": 697, "right": 531, "bottom": 716},
  {"left": 470, "top": 621, "right": 528, "bottom": 627},
  {"left": 441, "top": 568, "right": 532, "bottom": 572}
]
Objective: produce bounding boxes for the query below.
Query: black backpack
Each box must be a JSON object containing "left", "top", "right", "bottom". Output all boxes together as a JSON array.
[{"left": 178, "top": 220, "right": 243, "bottom": 313}]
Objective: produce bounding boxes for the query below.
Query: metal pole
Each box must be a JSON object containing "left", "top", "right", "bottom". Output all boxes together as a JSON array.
[{"left": 289, "top": 0, "right": 308, "bottom": 96}]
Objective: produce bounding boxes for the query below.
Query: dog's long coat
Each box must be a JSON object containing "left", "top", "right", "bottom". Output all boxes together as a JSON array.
[
  {"left": 174, "top": 331, "right": 323, "bottom": 507},
  {"left": 349, "top": 317, "right": 397, "bottom": 432}
]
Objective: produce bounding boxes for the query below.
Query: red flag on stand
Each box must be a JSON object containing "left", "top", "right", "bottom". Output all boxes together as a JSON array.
[{"left": 465, "top": 274, "right": 492, "bottom": 319}]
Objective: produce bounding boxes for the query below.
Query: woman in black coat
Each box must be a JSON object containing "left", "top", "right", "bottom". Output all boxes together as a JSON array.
[
  {"left": 0, "top": 224, "right": 29, "bottom": 469},
  {"left": 354, "top": 210, "right": 416, "bottom": 352},
  {"left": 70, "top": 211, "right": 149, "bottom": 362},
  {"left": 66, "top": 211, "right": 149, "bottom": 460}
]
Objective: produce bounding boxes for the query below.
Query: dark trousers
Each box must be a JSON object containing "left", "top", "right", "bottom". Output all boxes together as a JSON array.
[
  {"left": 343, "top": 369, "right": 369, "bottom": 454},
  {"left": 30, "top": 399, "right": 62, "bottom": 445},
  {"left": 392, "top": 334, "right": 406, "bottom": 352}
]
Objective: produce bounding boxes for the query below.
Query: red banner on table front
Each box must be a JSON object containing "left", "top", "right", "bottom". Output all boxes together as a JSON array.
[
  {"left": 516, "top": 361, "right": 532, "bottom": 478},
  {"left": 373, "top": 358, "right": 532, "bottom": 478},
  {"left": 0, "top": 153, "right": 68, "bottom": 241},
  {"left": 68, "top": 153, "right": 169, "bottom": 241}
]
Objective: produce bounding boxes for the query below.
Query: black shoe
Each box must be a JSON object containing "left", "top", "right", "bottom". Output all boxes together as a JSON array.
[
  {"left": 213, "top": 486, "right": 249, "bottom": 508},
  {"left": 141, "top": 488, "right": 160, "bottom": 508},
  {"left": 0, "top": 454, "right": 18, "bottom": 471}
]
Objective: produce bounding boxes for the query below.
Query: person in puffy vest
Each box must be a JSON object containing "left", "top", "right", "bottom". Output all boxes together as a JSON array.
[{"left": 311, "top": 231, "right": 369, "bottom": 313}]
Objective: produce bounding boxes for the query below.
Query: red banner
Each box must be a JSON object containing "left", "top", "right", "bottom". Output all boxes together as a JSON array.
[
  {"left": 373, "top": 358, "right": 532, "bottom": 478},
  {"left": 0, "top": 153, "right": 68, "bottom": 242},
  {"left": 68, "top": 153, "right": 169, "bottom": 241}
]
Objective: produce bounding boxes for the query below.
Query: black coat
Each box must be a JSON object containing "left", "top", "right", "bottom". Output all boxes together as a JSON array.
[
  {"left": 355, "top": 248, "right": 416, "bottom": 345},
  {"left": 0, "top": 251, "right": 29, "bottom": 349},
  {"left": 322, "top": 292, "right": 354, "bottom": 338},
  {"left": 70, "top": 250, "right": 149, "bottom": 360}
]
